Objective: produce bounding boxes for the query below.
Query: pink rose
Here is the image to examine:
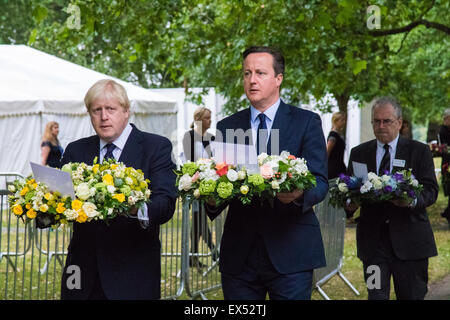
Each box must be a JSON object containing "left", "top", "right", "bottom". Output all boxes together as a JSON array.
[
  {"left": 191, "top": 171, "right": 200, "bottom": 182},
  {"left": 260, "top": 164, "right": 274, "bottom": 179}
]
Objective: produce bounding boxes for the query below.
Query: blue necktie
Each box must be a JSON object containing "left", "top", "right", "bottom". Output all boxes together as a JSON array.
[
  {"left": 104, "top": 143, "right": 116, "bottom": 161},
  {"left": 379, "top": 144, "right": 390, "bottom": 175},
  {"left": 256, "top": 113, "right": 268, "bottom": 155}
]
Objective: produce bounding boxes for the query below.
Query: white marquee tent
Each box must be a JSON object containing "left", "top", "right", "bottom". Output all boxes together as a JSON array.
[{"left": 0, "top": 45, "right": 177, "bottom": 176}]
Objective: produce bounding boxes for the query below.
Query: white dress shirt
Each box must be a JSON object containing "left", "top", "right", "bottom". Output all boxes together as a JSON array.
[
  {"left": 376, "top": 134, "right": 399, "bottom": 174},
  {"left": 250, "top": 99, "right": 281, "bottom": 149}
]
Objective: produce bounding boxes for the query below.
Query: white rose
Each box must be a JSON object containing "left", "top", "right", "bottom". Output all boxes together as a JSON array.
[
  {"left": 237, "top": 170, "right": 246, "bottom": 180},
  {"left": 271, "top": 181, "right": 280, "bottom": 190},
  {"left": 226, "top": 169, "right": 238, "bottom": 182},
  {"left": 257, "top": 152, "right": 268, "bottom": 165},
  {"left": 125, "top": 177, "right": 134, "bottom": 185},
  {"left": 107, "top": 185, "right": 116, "bottom": 194},
  {"left": 8, "top": 184, "right": 16, "bottom": 192},
  {"left": 193, "top": 189, "right": 201, "bottom": 198},
  {"left": 82, "top": 202, "right": 99, "bottom": 218},
  {"left": 367, "top": 172, "right": 378, "bottom": 181},
  {"left": 128, "top": 196, "right": 136, "bottom": 205},
  {"left": 411, "top": 179, "right": 419, "bottom": 187},
  {"left": 360, "top": 181, "right": 373, "bottom": 193},
  {"left": 338, "top": 183, "right": 348, "bottom": 193},
  {"left": 280, "top": 151, "right": 290, "bottom": 160},
  {"left": 75, "top": 183, "right": 95, "bottom": 200},
  {"left": 64, "top": 209, "right": 78, "bottom": 221},
  {"left": 372, "top": 179, "right": 382, "bottom": 190},
  {"left": 178, "top": 174, "right": 193, "bottom": 191}
]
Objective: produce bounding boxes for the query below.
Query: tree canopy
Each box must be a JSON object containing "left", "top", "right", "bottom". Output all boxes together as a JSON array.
[{"left": 1, "top": 0, "right": 448, "bottom": 122}]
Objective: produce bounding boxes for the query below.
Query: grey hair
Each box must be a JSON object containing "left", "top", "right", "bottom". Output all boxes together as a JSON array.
[{"left": 371, "top": 96, "right": 402, "bottom": 119}]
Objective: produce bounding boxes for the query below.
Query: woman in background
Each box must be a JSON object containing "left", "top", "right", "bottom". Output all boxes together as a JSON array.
[
  {"left": 326, "top": 112, "right": 347, "bottom": 180},
  {"left": 41, "top": 121, "right": 63, "bottom": 168},
  {"left": 182, "top": 107, "right": 218, "bottom": 269}
]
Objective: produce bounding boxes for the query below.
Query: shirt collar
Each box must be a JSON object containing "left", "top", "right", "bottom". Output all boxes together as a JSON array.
[
  {"left": 99, "top": 123, "right": 132, "bottom": 151},
  {"left": 250, "top": 98, "right": 281, "bottom": 123},
  {"left": 376, "top": 133, "right": 400, "bottom": 151}
]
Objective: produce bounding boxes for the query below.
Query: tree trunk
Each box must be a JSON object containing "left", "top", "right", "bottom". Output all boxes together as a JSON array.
[{"left": 334, "top": 93, "right": 350, "bottom": 138}]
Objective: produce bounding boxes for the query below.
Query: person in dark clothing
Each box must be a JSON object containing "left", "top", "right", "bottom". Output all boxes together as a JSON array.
[
  {"left": 326, "top": 112, "right": 347, "bottom": 179},
  {"left": 182, "top": 107, "right": 218, "bottom": 269},
  {"left": 40, "top": 121, "right": 63, "bottom": 168},
  {"left": 439, "top": 109, "right": 450, "bottom": 226}
]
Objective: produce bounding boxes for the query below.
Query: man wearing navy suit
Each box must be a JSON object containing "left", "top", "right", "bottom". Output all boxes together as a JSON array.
[
  {"left": 60, "top": 79, "right": 177, "bottom": 300},
  {"left": 205, "top": 46, "right": 328, "bottom": 300}
]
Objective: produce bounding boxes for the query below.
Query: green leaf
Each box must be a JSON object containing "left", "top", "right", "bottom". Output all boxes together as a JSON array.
[{"left": 352, "top": 60, "right": 367, "bottom": 75}]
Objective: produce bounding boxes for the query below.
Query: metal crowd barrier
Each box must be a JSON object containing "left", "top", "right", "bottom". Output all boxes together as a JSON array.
[
  {"left": 1, "top": 171, "right": 352, "bottom": 300},
  {"left": 313, "top": 185, "right": 360, "bottom": 300}
]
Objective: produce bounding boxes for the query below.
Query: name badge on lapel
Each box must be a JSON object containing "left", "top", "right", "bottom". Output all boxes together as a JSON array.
[{"left": 393, "top": 159, "right": 406, "bottom": 168}]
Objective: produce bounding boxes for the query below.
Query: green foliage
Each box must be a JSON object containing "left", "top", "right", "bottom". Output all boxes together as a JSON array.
[{"left": 0, "top": 0, "right": 448, "bottom": 123}]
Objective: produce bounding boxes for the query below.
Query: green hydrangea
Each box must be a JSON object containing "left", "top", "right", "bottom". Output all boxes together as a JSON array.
[
  {"left": 217, "top": 182, "right": 233, "bottom": 199},
  {"left": 199, "top": 180, "right": 216, "bottom": 195},
  {"left": 182, "top": 162, "right": 199, "bottom": 176},
  {"left": 120, "top": 185, "right": 132, "bottom": 196},
  {"left": 248, "top": 174, "right": 264, "bottom": 186}
]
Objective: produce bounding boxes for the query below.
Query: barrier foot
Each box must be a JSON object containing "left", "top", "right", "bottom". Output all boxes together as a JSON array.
[
  {"left": 338, "top": 271, "right": 360, "bottom": 296},
  {"left": 316, "top": 285, "right": 331, "bottom": 300}
]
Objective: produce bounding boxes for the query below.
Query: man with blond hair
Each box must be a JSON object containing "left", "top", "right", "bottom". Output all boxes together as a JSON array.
[{"left": 60, "top": 79, "right": 177, "bottom": 300}]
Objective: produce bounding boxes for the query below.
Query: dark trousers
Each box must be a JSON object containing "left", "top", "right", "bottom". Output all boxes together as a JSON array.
[
  {"left": 363, "top": 222, "right": 429, "bottom": 300},
  {"left": 88, "top": 271, "right": 107, "bottom": 300},
  {"left": 221, "top": 236, "right": 313, "bottom": 300}
]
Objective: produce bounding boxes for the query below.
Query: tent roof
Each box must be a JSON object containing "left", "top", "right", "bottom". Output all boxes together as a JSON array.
[{"left": 0, "top": 45, "right": 177, "bottom": 116}]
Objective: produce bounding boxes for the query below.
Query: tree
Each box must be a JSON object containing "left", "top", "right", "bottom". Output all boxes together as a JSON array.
[{"left": 2, "top": 0, "right": 448, "bottom": 125}]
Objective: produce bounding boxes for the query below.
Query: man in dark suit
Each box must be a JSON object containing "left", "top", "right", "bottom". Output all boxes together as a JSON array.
[
  {"left": 346, "top": 96, "right": 438, "bottom": 300},
  {"left": 205, "top": 46, "right": 328, "bottom": 300},
  {"left": 60, "top": 79, "right": 177, "bottom": 300}
]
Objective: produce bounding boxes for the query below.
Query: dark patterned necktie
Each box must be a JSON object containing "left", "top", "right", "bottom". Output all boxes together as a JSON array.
[
  {"left": 256, "top": 113, "right": 268, "bottom": 155},
  {"left": 379, "top": 144, "right": 390, "bottom": 175},
  {"left": 104, "top": 143, "right": 116, "bottom": 161}
]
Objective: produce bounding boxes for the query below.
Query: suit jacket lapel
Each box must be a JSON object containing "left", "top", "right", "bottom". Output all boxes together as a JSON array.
[
  {"left": 85, "top": 135, "right": 100, "bottom": 165},
  {"left": 118, "top": 124, "right": 143, "bottom": 168},
  {"left": 268, "top": 101, "right": 292, "bottom": 155},
  {"left": 366, "top": 140, "right": 378, "bottom": 174},
  {"left": 392, "top": 136, "right": 409, "bottom": 172}
]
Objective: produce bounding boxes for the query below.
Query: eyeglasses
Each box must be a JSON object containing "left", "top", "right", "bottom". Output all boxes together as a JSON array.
[{"left": 371, "top": 119, "right": 397, "bottom": 126}]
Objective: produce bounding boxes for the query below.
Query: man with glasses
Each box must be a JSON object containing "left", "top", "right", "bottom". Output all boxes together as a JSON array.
[
  {"left": 345, "top": 96, "right": 438, "bottom": 300},
  {"left": 60, "top": 79, "right": 177, "bottom": 299}
]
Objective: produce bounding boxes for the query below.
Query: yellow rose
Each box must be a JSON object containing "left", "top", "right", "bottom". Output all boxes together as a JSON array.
[
  {"left": 27, "top": 179, "right": 35, "bottom": 185},
  {"left": 76, "top": 210, "right": 88, "bottom": 223},
  {"left": 110, "top": 164, "right": 118, "bottom": 170},
  {"left": 25, "top": 203, "right": 32, "bottom": 210},
  {"left": 103, "top": 174, "right": 114, "bottom": 186},
  {"left": 26, "top": 209, "right": 37, "bottom": 219},
  {"left": 32, "top": 183, "right": 38, "bottom": 189},
  {"left": 112, "top": 193, "right": 125, "bottom": 203},
  {"left": 44, "top": 193, "right": 53, "bottom": 201},
  {"left": 39, "top": 204, "right": 49, "bottom": 212},
  {"left": 56, "top": 203, "right": 66, "bottom": 214},
  {"left": 12, "top": 205, "right": 23, "bottom": 216},
  {"left": 71, "top": 199, "right": 83, "bottom": 211},
  {"left": 92, "top": 164, "right": 100, "bottom": 174},
  {"left": 20, "top": 186, "right": 29, "bottom": 196},
  {"left": 240, "top": 185, "right": 249, "bottom": 195}
]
